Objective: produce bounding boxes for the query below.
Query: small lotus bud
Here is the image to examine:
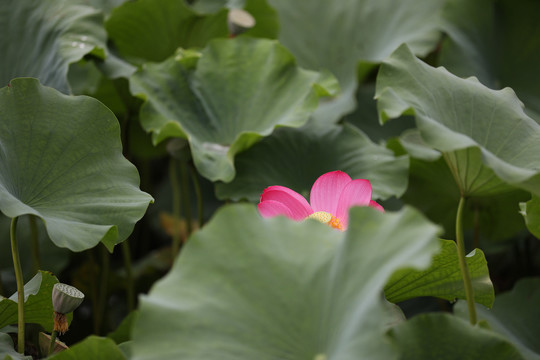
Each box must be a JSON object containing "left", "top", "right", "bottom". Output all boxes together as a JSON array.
[
  {"left": 227, "top": 9, "right": 255, "bottom": 37},
  {"left": 52, "top": 283, "right": 84, "bottom": 315}
]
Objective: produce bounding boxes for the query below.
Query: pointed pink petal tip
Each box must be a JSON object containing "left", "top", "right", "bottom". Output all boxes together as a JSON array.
[
  {"left": 259, "top": 185, "right": 312, "bottom": 221},
  {"left": 369, "top": 200, "right": 385, "bottom": 212}
]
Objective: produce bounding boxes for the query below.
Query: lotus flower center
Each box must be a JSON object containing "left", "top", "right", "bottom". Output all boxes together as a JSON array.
[{"left": 307, "top": 211, "right": 343, "bottom": 231}]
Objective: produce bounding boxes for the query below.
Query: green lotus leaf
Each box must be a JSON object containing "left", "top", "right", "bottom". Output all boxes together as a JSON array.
[
  {"left": 0, "top": 78, "right": 153, "bottom": 252},
  {"left": 385, "top": 240, "right": 494, "bottom": 307},
  {"left": 215, "top": 123, "right": 409, "bottom": 202},
  {"left": 131, "top": 204, "right": 440, "bottom": 359},
  {"left": 268, "top": 0, "right": 446, "bottom": 123},
  {"left": 376, "top": 44, "right": 540, "bottom": 197},
  {"left": 130, "top": 37, "right": 335, "bottom": 182},
  {"left": 0, "top": 0, "right": 107, "bottom": 94},
  {"left": 0, "top": 333, "right": 32, "bottom": 360},
  {"left": 106, "top": 0, "right": 228, "bottom": 64},
  {"left": 48, "top": 336, "right": 126, "bottom": 360},
  {"left": 520, "top": 195, "right": 540, "bottom": 239},
  {"left": 0, "top": 271, "right": 71, "bottom": 333},
  {"left": 388, "top": 313, "right": 524, "bottom": 360},
  {"left": 439, "top": 0, "right": 540, "bottom": 122},
  {"left": 455, "top": 277, "right": 540, "bottom": 360}
]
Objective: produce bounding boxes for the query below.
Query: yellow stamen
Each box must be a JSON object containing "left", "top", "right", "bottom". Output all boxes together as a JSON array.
[{"left": 308, "top": 211, "right": 344, "bottom": 231}]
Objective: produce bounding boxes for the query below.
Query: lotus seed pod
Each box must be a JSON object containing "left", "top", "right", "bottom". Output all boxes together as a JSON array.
[
  {"left": 52, "top": 283, "right": 84, "bottom": 314},
  {"left": 227, "top": 9, "right": 255, "bottom": 37}
]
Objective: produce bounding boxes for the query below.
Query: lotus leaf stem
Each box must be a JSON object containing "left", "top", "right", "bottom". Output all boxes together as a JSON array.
[
  {"left": 10, "top": 217, "right": 25, "bottom": 353},
  {"left": 455, "top": 196, "right": 477, "bottom": 324},
  {"left": 48, "top": 330, "right": 58, "bottom": 356}
]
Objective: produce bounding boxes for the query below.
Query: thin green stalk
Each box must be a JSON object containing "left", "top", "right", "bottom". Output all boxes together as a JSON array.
[
  {"left": 169, "top": 157, "right": 182, "bottom": 255},
  {"left": 10, "top": 217, "right": 25, "bottom": 353},
  {"left": 29, "top": 215, "right": 40, "bottom": 274},
  {"left": 121, "top": 240, "right": 135, "bottom": 312},
  {"left": 190, "top": 165, "right": 204, "bottom": 228},
  {"left": 48, "top": 330, "right": 58, "bottom": 356},
  {"left": 455, "top": 196, "right": 477, "bottom": 325},
  {"left": 179, "top": 160, "right": 192, "bottom": 235},
  {"left": 96, "top": 245, "right": 110, "bottom": 335}
]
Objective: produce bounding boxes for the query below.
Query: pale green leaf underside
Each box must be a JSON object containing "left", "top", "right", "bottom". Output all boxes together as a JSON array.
[
  {"left": 376, "top": 44, "right": 540, "bottom": 197},
  {"left": 0, "top": 0, "right": 107, "bottom": 94},
  {"left": 388, "top": 313, "right": 524, "bottom": 360},
  {"left": 401, "top": 154, "right": 529, "bottom": 242},
  {"left": 131, "top": 204, "right": 440, "bottom": 359},
  {"left": 130, "top": 37, "right": 330, "bottom": 182},
  {"left": 216, "top": 123, "right": 409, "bottom": 201},
  {"left": 455, "top": 277, "right": 540, "bottom": 360},
  {"left": 0, "top": 78, "right": 153, "bottom": 252},
  {"left": 385, "top": 239, "right": 494, "bottom": 307}
]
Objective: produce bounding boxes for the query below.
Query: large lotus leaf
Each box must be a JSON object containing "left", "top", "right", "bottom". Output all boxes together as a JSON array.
[
  {"left": 48, "top": 336, "right": 125, "bottom": 360},
  {"left": 215, "top": 123, "right": 409, "bottom": 201},
  {"left": 385, "top": 240, "right": 494, "bottom": 307},
  {"left": 267, "top": 0, "right": 446, "bottom": 123},
  {"left": 520, "top": 196, "right": 540, "bottom": 239},
  {"left": 0, "top": 78, "right": 153, "bottom": 252},
  {"left": 0, "top": 0, "right": 106, "bottom": 94},
  {"left": 455, "top": 277, "right": 540, "bottom": 360},
  {"left": 130, "top": 37, "right": 332, "bottom": 182},
  {"left": 439, "top": 0, "right": 540, "bottom": 122},
  {"left": 388, "top": 313, "right": 524, "bottom": 360},
  {"left": 0, "top": 333, "right": 32, "bottom": 360},
  {"left": 131, "top": 204, "right": 440, "bottom": 359},
  {"left": 0, "top": 271, "right": 71, "bottom": 332},
  {"left": 106, "top": 0, "right": 228, "bottom": 64},
  {"left": 376, "top": 44, "right": 540, "bottom": 197}
]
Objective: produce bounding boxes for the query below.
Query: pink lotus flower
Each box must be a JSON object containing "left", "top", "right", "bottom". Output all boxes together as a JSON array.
[{"left": 258, "top": 170, "right": 384, "bottom": 231}]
